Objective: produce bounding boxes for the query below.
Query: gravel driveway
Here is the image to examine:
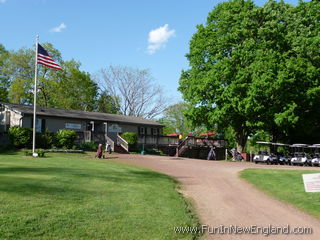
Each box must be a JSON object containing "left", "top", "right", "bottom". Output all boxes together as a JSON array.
[{"left": 112, "top": 154, "right": 320, "bottom": 240}]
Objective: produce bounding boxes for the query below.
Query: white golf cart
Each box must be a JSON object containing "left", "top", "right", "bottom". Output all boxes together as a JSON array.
[
  {"left": 273, "top": 143, "right": 290, "bottom": 165},
  {"left": 309, "top": 144, "right": 320, "bottom": 167},
  {"left": 253, "top": 141, "right": 278, "bottom": 165},
  {"left": 290, "top": 144, "right": 309, "bottom": 166}
]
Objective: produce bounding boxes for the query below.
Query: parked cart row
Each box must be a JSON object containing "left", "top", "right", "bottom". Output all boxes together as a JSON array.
[{"left": 253, "top": 142, "right": 320, "bottom": 166}]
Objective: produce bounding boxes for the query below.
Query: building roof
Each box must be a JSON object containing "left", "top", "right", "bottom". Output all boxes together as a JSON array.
[{"left": 1, "top": 103, "right": 163, "bottom": 127}]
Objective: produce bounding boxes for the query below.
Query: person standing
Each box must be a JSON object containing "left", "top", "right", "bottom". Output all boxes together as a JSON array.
[
  {"left": 95, "top": 143, "right": 103, "bottom": 158},
  {"left": 207, "top": 147, "right": 216, "bottom": 160},
  {"left": 178, "top": 134, "right": 183, "bottom": 145},
  {"left": 106, "top": 142, "right": 112, "bottom": 154}
]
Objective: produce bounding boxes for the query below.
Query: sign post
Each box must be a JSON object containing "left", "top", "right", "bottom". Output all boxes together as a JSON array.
[{"left": 302, "top": 173, "right": 320, "bottom": 192}]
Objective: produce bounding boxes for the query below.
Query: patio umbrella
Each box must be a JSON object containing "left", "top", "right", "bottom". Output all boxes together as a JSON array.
[
  {"left": 166, "top": 133, "right": 180, "bottom": 137},
  {"left": 199, "top": 132, "right": 215, "bottom": 137}
]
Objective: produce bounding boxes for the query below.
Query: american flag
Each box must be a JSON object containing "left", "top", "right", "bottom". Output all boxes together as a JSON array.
[{"left": 37, "top": 44, "right": 62, "bottom": 70}]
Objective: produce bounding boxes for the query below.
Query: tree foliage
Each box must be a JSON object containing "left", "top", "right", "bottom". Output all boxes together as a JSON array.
[
  {"left": 0, "top": 44, "right": 10, "bottom": 102},
  {"left": 179, "top": 0, "right": 320, "bottom": 151},
  {"left": 158, "top": 102, "right": 194, "bottom": 136},
  {"left": 3, "top": 43, "right": 98, "bottom": 111},
  {"left": 95, "top": 90, "right": 121, "bottom": 114},
  {"left": 49, "top": 60, "right": 98, "bottom": 111}
]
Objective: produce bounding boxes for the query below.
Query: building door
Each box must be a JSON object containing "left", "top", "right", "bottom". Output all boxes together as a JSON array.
[{"left": 84, "top": 131, "right": 91, "bottom": 142}]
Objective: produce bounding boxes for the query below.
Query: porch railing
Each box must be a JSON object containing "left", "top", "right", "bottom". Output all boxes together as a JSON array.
[
  {"left": 117, "top": 133, "right": 129, "bottom": 152},
  {"left": 138, "top": 135, "right": 180, "bottom": 146}
]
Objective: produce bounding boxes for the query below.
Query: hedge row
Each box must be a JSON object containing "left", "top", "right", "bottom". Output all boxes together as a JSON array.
[
  {"left": 8, "top": 127, "right": 76, "bottom": 149},
  {"left": 8, "top": 127, "right": 141, "bottom": 152}
]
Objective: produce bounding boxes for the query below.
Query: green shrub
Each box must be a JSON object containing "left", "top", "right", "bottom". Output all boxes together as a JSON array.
[
  {"left": 36, "top": 149, "right": 45, "bottom": 157},
  {"left": 55, "top": 129, "right": 76, "bottom": 149},
  {"left": 145, "top": 148, "right": 164, "bottom": 155},
  {"left": 121, "top": 132, "right": 138, "bottom": 151},
  {"left": 79, "top": 141, "right": 99, "bottom": 151},
  {"left": 36, "top": 132, "right": 54, "bottom": 149},
  {"left": 25, "top": 150, "right": 32, "bottom": 156},
  {"left": 8, "top": 126, "right": 32, "bottom": 148},
  {"left": 121, "top": 132, "right": 138, "bottom": 145},
  {"left": 25, "top": 149, "right": 45, "bottom": 157}
]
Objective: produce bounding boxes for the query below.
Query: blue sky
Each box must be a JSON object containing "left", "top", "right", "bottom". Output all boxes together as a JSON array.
[{"left": 0, "top": 0, "right": 301, "bottom": 103}]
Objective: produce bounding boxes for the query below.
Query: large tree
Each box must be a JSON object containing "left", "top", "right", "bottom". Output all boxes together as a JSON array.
[
  {"left": 179, "top": 0, "right": 258, "bottom": 152},
  {"left": 244, "top": 0, "right": 320, "bottom": 144},
  {"left": 0, "top": 44, "right": 9, "bottom": 102},
  {"left": 179, "top": 0, "right": 320, "bottom": 151},
  {"left": 97, "top": 66, "right": 168, "bottom": 119},
  {"left": 7, "top": 43, "right": 62, "bottom": 105}
]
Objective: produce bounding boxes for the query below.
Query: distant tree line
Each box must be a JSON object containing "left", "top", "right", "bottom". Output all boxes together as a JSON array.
[{"left": 0, "top": 43, "right": 167, "bottom": 118}]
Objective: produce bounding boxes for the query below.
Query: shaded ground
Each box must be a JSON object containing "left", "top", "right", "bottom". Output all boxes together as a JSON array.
[{"left": 112, "top": 154, "right": 320, "bottom": 240}]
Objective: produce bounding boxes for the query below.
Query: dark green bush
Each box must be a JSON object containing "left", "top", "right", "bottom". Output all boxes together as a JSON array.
[
  {"left": 121, "top": 132, "right": 138, "bottom": 151},
  {"left": 79, "top": 141, "right": 99, "bottom": 151},
  {"left": 36, "top": 149, "right": 45, "bottom": 157},
  {"left": 25, "top": 150, "right": 32, "bottom": 156},
  {"left": 121, "top": 132, "right": 138, "bottom": 145},
  {"left": 8, "top": 126, "right": 32, "bottom": 148},
  {"left": 36, "top": 132, "right": 54, "bottom": 149},
  {"left": 25, "top": 149, "right": 45, "bottom": 157},
  {"left": 55, "top": 129, "right": 76, "bottom": 149},
  {"left": 145, "top": 148, "right": 164, "bottom": 155}
]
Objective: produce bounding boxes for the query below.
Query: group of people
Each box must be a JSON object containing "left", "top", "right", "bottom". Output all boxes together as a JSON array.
[
  {"left": 230, "top": 148, "right": 244, "bottom": 161},
  {"left": 207, "top": 147, "right": 244, "bottom": 161},
  {"left": 95, "top": 142, "right": 112, "bottom": 159}
]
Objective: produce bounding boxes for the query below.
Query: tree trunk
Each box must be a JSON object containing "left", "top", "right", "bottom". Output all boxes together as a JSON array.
[{"left": 235, "top": 130, "right": 248, "bottom": 153}]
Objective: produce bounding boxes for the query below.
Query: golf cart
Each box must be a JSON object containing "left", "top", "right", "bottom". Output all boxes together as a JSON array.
[
  {"left": 309, "top": 144, "right": 320, "bottom": 167},
  {"left": 273, "top": 143, "right": 290, "bottom": 165},
  {"left": 253, "top": 141, "right": 278, "bottom": 165},
  {"left": 290, "top": 144, "right": 310, "bottom": 166}
]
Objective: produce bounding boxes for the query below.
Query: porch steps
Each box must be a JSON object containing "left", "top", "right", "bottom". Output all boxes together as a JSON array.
[{"left": 114, "top": 144, "right": 129, "bottom": 154}]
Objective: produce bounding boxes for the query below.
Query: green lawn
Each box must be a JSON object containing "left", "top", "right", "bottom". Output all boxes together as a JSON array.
[
  {"left": 240, "top": 169, "right": 320, "bottom": 219},
  {"left": 0, "top": 151, "right": 200, "bottom": 240}
]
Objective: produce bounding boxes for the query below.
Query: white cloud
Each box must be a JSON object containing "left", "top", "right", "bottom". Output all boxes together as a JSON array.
[
  {"left": 147, "top": 24, "right": 175, "bottom": 54},
  {"left": 50, "top": 23, "right": 66, "bottom": 33}
]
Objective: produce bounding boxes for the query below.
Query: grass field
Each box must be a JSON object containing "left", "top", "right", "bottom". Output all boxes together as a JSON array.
[
  {"left": 0, "top": 151, "right": 200, "bottom": 240},
  {"left": 240, "top": 169, "right": 320, "bottom": 219}
]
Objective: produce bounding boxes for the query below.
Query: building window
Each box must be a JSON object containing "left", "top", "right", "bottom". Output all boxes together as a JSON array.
[
  {"left": 31, "top": 118, "right": 45, "bottom": 133},
  {"left": 152, "top": 128, "right": 157, "bottom": 136},
  {"left": 66, "top": 123, "right": 82, "bottom": 130},
  {"left": 139, "top": 127, "right": 145, "bottom": 135}
]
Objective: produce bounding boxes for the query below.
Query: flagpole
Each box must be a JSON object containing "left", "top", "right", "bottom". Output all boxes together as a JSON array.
[{"left": 32, "top": 35, "right": 39, "bottom": 156}]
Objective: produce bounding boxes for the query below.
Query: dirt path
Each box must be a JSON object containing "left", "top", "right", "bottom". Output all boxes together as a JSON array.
[{"left": 112, "top": 154, "right": 320, "bottom": 240}]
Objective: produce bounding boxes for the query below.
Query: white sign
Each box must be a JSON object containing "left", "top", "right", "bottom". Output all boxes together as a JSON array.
[
  {"left": 302, "top": 173, "right": 320, "bottom": 192},
  {"left": 65, "top": 123, "right": 82, "bottom": 130},
  {"left": 108, "top": 124, "right": 122, "bottom": 133}
]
